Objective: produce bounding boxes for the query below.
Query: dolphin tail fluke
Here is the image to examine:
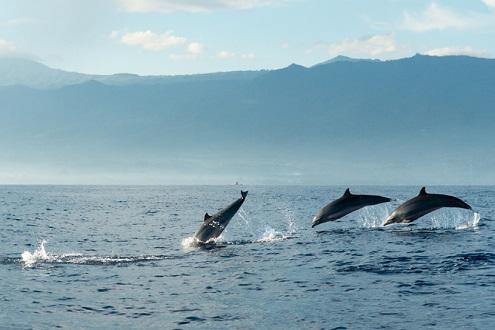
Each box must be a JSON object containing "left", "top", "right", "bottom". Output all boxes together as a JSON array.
[{"left": 241, "top": 190, "right": 248, "bottom": 199}]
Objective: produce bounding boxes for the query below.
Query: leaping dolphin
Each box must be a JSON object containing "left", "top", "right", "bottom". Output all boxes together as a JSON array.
[
  {"left": 194, "top": 191, "right": 248, "bottom": 243},
  {"left": 311, "top": 188, "right": 391, "bottom": 228},
  {"left": 383, "top": 187, "right": 472, "bottom": 226}
]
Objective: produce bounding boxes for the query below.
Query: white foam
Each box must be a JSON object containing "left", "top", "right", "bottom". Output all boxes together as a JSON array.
[{"left": 21, "top": 241, "right": 169, "bottom": 266}]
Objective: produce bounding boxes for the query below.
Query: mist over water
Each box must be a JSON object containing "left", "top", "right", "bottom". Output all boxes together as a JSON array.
[{"left": 1, "top": 185, "right": 493, "bottom": 329}]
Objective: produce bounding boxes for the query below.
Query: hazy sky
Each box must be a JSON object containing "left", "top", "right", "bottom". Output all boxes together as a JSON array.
[{"left": 1, "top": 0, "right": 495, "bottom": 75}]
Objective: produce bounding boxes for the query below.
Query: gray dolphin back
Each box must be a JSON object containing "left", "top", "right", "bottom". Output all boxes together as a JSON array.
[
  {"left": 312, "top": 188, "right": 391, "bottom": 228},
  {"left": 384, "top": 187, "right": 472, "bottom": 225},
  {"left": 194, "top": 191, "right": 248, "bottom": 243}
]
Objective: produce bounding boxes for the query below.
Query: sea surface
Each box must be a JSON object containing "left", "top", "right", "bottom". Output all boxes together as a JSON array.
[{"left": 0, "top": 185, "right": 493, "bottom": 329}]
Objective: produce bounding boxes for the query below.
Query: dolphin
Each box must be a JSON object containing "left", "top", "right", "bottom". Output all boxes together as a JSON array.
[
  {"left": 311, "top": 188, "right": 391, "bottom": 228},
  {"left": 383, "top": 187, "right": 472, "bottom": 226},
  {"left": 194, "top": 191, "right": 248, "bottom": 243}
]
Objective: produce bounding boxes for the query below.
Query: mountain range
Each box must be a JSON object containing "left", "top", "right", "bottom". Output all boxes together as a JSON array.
[{"left": 0, "top": 55, "right": 494, "bottom": 184}]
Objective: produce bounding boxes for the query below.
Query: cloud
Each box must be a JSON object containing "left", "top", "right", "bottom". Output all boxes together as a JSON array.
[
  {"left": 187, "top": 42, "right": 204, "bottom": 54},
  {"left": 0, "top": 38, "right": 16, "bottom": 54},
  {"left": 109, "top": 30, "right": 120, "bottom": 39},
  {"left": 425, "top": 46, "right": 487, "bottom": 57},
  {"left": 320, "top": 34, "right": 397, "bottom": 58},
  {"left": 118, "top": 0, "right": 284, "bottom": 13},
  {"left": 481, "top": 0, "right": 495, "bottom": 9},
  {"left": 217, "top": 50, "right": 236, "bottom": 59},
  {"left": 216, "top": 51, "right": 255, "bottom": 60},
  {"left": 402, "top": 3, "right": 470, "bottom": 32},
  {"left": 169, "top": 42, "right": 205, "bottom": 60},
  {"left": 120, "top": 30, "right": 186, "bottom": 51}
]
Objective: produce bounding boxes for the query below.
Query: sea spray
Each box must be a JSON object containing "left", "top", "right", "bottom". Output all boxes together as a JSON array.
[{"left": 282, "top": 207, "right": 298, "bottom": 236}]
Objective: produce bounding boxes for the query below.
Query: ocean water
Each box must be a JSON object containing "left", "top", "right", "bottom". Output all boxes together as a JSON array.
[{"left": 0, "top": 185, "right": 493, "bottom": 329}]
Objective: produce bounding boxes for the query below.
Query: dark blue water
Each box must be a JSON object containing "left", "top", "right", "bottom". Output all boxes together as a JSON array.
[{"left": 0, "top": 186, "right": 493, "bottom": 329}]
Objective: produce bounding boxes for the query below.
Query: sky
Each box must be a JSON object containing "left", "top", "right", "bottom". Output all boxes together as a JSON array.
[{"left": 1, "top": 0, "right": 495, "bottom": 75}]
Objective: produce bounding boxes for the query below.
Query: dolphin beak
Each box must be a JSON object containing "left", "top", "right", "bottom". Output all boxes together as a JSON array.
[
  {"left": 311, "top": 217, "right": 320, "bottom": 228},
  {"left": 383, "top": 217, "right": 394, "bottom": 226}
]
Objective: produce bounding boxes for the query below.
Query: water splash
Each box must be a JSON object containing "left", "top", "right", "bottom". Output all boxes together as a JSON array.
[
  {"left": 181, "top": 205, "right": 298, "bottom": 248},
  {"left": 455, "top": 212, "right": 481, "bottom": 230},
  {"left": 256, "top": 206, "right": 297, "bottom": 243},
  {"left": 353, "top": 204, "right": 480, "bottom": 230},
  {"left": 427, "top": 209, "right": 480, "bottom": 230},
  {"left": 21, "top": 240, "right": 50, "bottom": 267},
  {"left": 256, "top": 226, "right": 288, "bottom": 243},
  {"left": 355, "top": 204, "right": 393, "bottom": 228},
  {"left": 181, "top": 236, "right": 201, "bottom": 249}
]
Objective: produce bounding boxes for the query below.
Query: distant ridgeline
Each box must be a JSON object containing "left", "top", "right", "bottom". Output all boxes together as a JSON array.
[{"left": 0, "top": 55, "right": 494, "bottom": 184}]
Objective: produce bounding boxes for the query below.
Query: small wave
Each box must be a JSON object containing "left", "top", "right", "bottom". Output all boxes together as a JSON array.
[{"left": 20, "top": 241, "right": 173, "bottom": 268}]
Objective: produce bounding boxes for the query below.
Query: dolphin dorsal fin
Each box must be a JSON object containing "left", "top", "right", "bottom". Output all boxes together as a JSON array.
[
  {"left": 344, "top": 188, "right": 351, "bottom": 196},
  {"left": 419, "top": 187, "right": 427, "bottom": 196},
  {"left": 204, "top": 213, "right": 212, "bottom": 221}
]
